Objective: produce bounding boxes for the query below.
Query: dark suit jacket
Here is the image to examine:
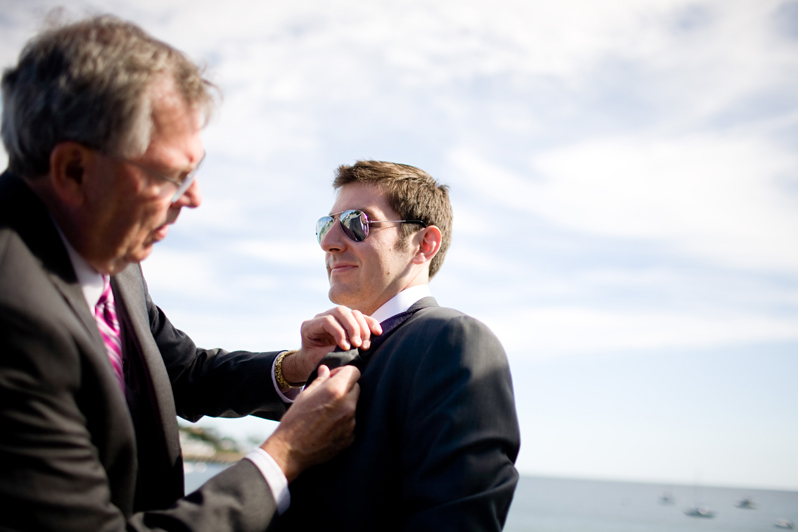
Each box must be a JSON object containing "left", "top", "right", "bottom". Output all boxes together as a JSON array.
[
  {"left": 0, "top": 170, "right": 286, "bottom": 531},
  {"left": 274, "top": 297, "right": 521, "bottom": 532}
]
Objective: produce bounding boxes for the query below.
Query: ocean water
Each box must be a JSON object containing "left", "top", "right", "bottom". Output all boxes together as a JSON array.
[
  {"left": 185, "top": 465, "right": 797, "bottom": 531},
  {"left": 505, "top": 476, "right": 797, "bottom": 532}
]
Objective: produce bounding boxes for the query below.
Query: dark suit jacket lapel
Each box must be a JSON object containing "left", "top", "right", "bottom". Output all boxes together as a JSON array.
[{"left": 113, "top": 267, "right": 181, "bottom": 470}]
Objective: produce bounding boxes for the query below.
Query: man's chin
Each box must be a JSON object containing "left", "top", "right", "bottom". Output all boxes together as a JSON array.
[
  {"left": 328, "top": 286, "right": 352, "bottom": 307},
  {"left": 153, "top": 224, "right": 170, "bottom": 241},
  {"left": 104, "top": 256, "right": 137, "bottom": 275},
  {"left": 328, "top": 287, "right": 367, "bottom": 313},
  {"left": 120, "top": 245, "right": 155, "bottom": 269}
]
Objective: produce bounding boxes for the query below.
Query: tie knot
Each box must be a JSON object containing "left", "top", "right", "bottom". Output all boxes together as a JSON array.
[{"left": 97, "top": 278, "right": 113, "bottom": 308}]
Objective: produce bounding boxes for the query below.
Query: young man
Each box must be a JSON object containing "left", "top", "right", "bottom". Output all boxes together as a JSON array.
[
  {"left": 0, "top": 15, "right": 378, "bottom": 532},
  {"left": 275, "top": 161, "right": 521, "bottom": 531}
]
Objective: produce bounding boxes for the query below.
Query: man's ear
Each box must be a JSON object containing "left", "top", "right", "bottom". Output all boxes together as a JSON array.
[
  {"left": 412, "top": 225, "right": 442, "bottom": 266},
  {"left": 47, "top": 142, "right": 94, "bottom": 207}
]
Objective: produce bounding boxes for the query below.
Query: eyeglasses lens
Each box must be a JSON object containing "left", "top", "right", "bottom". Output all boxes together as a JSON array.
[
  {"left": 316, "top": 210, "right": 370, "bottom": 244},
  {"left": 170, "top": 171, "right": 196, "bottom": 202},
  {"left": 341, "top": 210, "right": 369, "bottom": 242},
  {"left": 316, "top": 217, "right": 334, "bottom": 244}
]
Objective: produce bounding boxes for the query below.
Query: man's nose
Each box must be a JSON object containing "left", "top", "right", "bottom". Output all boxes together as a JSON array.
[
  {"left": 320, "top": 218, "right": 346, "bottom": 252},
  {"left": 174, "top": 179, "right": 202, "bottom": 209}
]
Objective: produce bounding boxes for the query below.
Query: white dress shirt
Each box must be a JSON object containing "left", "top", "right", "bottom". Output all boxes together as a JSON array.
[{"left": 371, "top": 284, "right": 432, "bottom": 323}]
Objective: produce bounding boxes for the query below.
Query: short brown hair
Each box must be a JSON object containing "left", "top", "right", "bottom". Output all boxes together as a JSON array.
[
  {"left": 334, "top": 160, "right": 453, "bottom": 279},
  {"left": 1, "top": 13, "right": 219, "bottom": 177}
]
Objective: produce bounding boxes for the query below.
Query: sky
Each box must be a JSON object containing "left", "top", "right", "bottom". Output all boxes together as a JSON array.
[{"left": 1, "top": 0, "right": 797, "bottom": 491}]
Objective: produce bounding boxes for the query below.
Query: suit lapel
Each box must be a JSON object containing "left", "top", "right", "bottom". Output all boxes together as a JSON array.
[
  {"left": 112, "top": 266, "right": 181, "bottom": 466},
  {"left": 47, "top": 270, "right": 106, "bottom": 346}
]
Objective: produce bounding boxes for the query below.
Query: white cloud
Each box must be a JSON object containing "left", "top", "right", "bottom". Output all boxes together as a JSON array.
[
  {"left": 450, "top": 128, "right": 798, "bottom": 272},
  {"left": 488, "top": 306, "right": 798, "bottom": 360},
  {"left": 141, "top": 249, "right": 227, "bottom": 300},
  {"left": 233, "top": 239, "right": 323, "bottom": 266}
]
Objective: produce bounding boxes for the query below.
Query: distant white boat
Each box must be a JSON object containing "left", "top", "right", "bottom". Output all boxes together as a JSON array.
[
  {"left": 684, "top": 506, "right": 716, "bottom": 518},
  {"left": 735, "top": 497, "right": 756, "bottom": 509},
  {"left": 684, "top": 473, "right": 715, "bottom": 519},
  {"left": 774, "top": 519, "right": 795, "bottom": 530}
]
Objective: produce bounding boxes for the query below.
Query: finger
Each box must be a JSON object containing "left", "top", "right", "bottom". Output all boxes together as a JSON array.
[
  {"left": 365, "top": 315, "right": 383, "bottom": 336},
  {"left": 330, "top": 306, "right": 364, "bottom": 348},
  {"left": 317, "top": 363, "right": 331, "bottom": 379},
  {"left": 329, "top": 365, "right": 361, "bottom": 391},
  {"left": 305, "top": 314, "right": 350, "bottom": 350},
  {"left": 321, "top": 315, "right": 352, "bottom": 350},
  {"left": 351, "top": 310, "right": 372, "bottom": 350},
  {"left": 348, "top": 382, "right": 360, "bottom": 403},
  {"left": 303, "top": 364, "right": 331, "bottom": 393}
]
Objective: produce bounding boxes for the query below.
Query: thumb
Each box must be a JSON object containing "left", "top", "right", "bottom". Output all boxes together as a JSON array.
[{"left": 303, "top": 364, "right": 330, "bottom": 393}]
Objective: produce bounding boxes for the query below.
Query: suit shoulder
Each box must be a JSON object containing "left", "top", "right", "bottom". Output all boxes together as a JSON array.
[
  {"left": 408, "top": 306, "right": 502, "bottom": 343},
  {"left": 0, "top": 224, "right": 23, "bottom": 273},
  {"left": 0, "top": 228, "right": 50, "bottom": 307},
  {"left": 395, "top": 306, "right": 508, "bottom": 373}
]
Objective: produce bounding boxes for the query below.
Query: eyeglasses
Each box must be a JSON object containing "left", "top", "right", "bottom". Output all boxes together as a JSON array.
[
  {"left": 107, "top": 153, "right": 205, "bottom": 203},
  {"left": 316, "top": 210, "right": 426, "bottom": 244}
]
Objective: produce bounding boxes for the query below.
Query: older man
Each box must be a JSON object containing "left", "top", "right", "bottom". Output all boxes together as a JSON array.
[
  {"left": 274, "top": 161, "right": 521, "bottom": 531},
  {"left": 0, "top": 15, "right": 379, "bottom": 532}
]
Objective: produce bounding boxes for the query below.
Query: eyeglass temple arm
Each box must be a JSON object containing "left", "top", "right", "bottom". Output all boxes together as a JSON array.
[{"left": 369, "top": 220, "right": 427, "bottom": 227}]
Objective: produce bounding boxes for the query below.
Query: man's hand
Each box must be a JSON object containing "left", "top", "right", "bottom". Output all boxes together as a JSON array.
[
  {"left": 261, "top": 365, "right": 360, "bottom": 481},
  {"left": 281, "top": 306, "right": 381, "bottom": 385}
]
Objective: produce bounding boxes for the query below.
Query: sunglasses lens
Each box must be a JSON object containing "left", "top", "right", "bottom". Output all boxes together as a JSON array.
[
  {"left": 340, "top": 210, "right": 368, "bottom": 242},
  {"left": 316, "top": 216, "right": 335, "bottom": 243}
]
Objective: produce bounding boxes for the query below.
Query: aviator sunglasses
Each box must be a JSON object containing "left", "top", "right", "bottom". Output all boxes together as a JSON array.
[{"left": 316, "top": 210, "right": 426, "bottom": 244}]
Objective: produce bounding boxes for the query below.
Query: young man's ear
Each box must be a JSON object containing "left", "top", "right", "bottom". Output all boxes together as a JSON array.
[
  {"left": 413, "top": 225, "right": 442, "bottom": 265},
  {"left": 46, "top": 142, "right": 94, "bottom": 206}
]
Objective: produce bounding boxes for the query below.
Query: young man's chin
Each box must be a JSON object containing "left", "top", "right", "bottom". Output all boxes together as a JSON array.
[{"left": 328, "top": 287, "right": 362, "bottom": 311}]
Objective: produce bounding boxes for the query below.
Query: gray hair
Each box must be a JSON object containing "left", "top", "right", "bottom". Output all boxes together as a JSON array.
[{"left": 1, "top": 14, "right": 219, "bottom": 177}]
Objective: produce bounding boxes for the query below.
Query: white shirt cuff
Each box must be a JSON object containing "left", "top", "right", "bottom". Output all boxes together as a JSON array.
[
  {"left": 245, "top": 448, "right": 291, "bottom": 514},
  {"left": 271, "top": 352, "right": 300, "bottom": 403}
]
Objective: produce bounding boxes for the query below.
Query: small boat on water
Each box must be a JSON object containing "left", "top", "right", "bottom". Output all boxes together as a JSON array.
[
  {"left": 684, "top": 506, "right": 716, "bottom": 518},
  {"left": 659, "top": 491, "right": 674, "bottom": 505},
  {"left": 735, "top": 497, "right": 756, "bottom": 509},
  {"left": 774, "top": 519, "right": 795, "bottom": 529}
]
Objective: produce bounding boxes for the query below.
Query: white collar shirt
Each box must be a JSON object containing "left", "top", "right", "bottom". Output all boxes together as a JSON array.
[
  {"left": 370, "top": 284, "right": 432, "bottom": 323},
  {"left": 55, "top": 226, "right": 107, "bottom": 310}
]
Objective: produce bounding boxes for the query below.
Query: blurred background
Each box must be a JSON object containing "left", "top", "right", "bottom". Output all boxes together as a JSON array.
[{"left": 1, "top": 0, "right": 796, "bottom": 491}]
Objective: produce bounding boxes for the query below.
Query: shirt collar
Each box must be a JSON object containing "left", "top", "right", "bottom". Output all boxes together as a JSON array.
[
  {"left": 370, "top": 284, "right": 432, "bottom": 323},
  {"left": 53, "top": 223, "right": 106, "bottom": 311}
]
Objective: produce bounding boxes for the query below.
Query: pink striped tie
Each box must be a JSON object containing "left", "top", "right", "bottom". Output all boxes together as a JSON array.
[{"left": 95, "top": 278, "right": 125, "bottom": 392}]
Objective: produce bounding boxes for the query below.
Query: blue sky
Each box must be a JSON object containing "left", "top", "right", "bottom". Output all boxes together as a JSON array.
[{"left": 2, "top": 0, "right": 797, "bottom": 490}]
